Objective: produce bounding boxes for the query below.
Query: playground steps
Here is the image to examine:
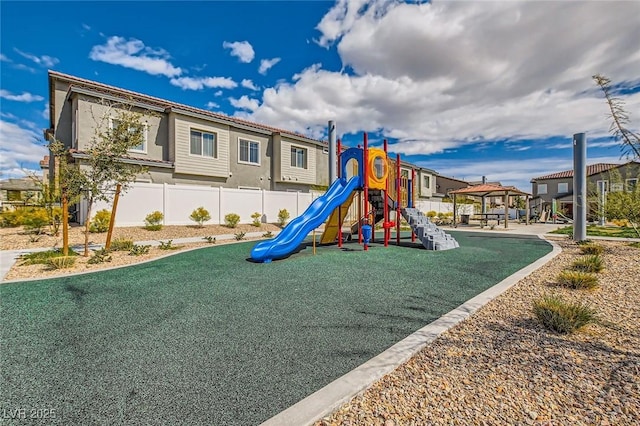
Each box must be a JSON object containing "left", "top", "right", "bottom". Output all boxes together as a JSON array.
[{"left": 401, "top": 208, "right": 459, "bottom": 251}]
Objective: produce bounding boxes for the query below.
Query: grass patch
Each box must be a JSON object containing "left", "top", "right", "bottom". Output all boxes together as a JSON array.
[
  {"left": 572, "top": 255, "right": 604, "bottom": 273},
  {"left": 533, "top": 295, "right": 597, "bottom": 334},
  {"left": 551, "top": 225, "right": 638, "bottom": 238},
  {"left": 19, "top": 249, "right": 77, "bottom": 266},
  {"left": 158, "top": 240, "right": 181, "bottom": 250},
  {"left": 110, "top": 238, "right": 134, "bottom": 251},
  {"left": 579, "top": 243, "right": 604, "bottom": 255},
  {"left": 557, "top": 270, "right": 599, "bottom": 290},
  {"left": 47, "top": 256, "right": 76, "bottom": 270}
]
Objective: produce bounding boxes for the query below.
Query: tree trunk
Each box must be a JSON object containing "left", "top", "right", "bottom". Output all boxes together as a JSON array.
[
  {"left": 62, "top": 193, "right": 69, "bottom": 256},
  {"left": 84, "top": 199, "right": 93, "bottom": 257},
  {"left": 105, "top": 184, "right": 121, "bottom": 251}
]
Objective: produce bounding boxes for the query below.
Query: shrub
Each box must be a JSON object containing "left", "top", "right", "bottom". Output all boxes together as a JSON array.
[
  {"left": 277, "top": 209, "right": 290, "bottom": 227},
  {"left": 572, "top": 255, "right": 604, "bottom": 273},
  {"left": 203, "top": 236, "right": 216, "bottom": 244},
  {"left": 630, "top": 241, "right": 640, "bottom": 249},
  {"left": 575, "top": 239, "right": 593, "bottom": 245},
  {"left": 579, "top": 243, "right": 604, "bottom": 255},
  {"left": 190, "top": 207, "right": 211, "bottom": 227},
  {"left": 426, "top": 210, "right": 437, "bottom": 218},
  {"left": 158, "top": 240, "right": 180, "bottom": 250},
  {"left": 19, "top": 249, "right": 77, "bottom": 266},
  {"left": 89, "top": 209, "right": 111, "bottom": 233},
  {"left": 129, "top": 244, "right": 151, "bottom": 256},
  {"left": 251, "top": 212, "right": 262, "bottom": 227},
  {"left": 225, "top": 213, "right": 241, "bottom": 228},
  {"left": 234, "top": 231, "right": 246, "bottom": 241},
  {"left": 144, "top": 211, "right": 164, "bottom": 231},
  {"left": 262, "top": 231, "right": 274, "bottom": 238},
  {"left": 557, "top": 271, "right": 599, "bottom": 290},
  {"left": 49, "top": 206, "right": 63, "bottom": 236},
  {"left": 22, "top": 208, "right": 50, "bottom": 240},
  {"left": 110, "top": 238, "right": 134, "bottom": 251},
  {"left": 88, "top": 249, "right": 112, "bottom": 264},
  {"left": 0, "top": 210, "right": 22, "bottom": 227},
  {"left": 47, "top": 256, "right": 76, "bottom": 270},
  {"left": 533, "top": 295, "right": 597, "bottom": 334}
]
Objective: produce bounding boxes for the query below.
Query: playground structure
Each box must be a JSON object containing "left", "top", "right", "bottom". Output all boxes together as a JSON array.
[{"left": 250, "top": 134, "right": 458, "bottom": 263}]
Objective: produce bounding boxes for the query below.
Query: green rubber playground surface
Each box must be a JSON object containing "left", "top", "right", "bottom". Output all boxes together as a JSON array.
[{"left": 0, "top": 232, "right": 551, "bottom": 425}]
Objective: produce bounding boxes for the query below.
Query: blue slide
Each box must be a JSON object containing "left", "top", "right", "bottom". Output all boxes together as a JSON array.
[{"left": 251, "top": 176, "right": 360, "bottom": 263}]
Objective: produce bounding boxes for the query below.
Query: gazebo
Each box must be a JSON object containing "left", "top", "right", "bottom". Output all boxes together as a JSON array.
[{"left": 449, "top": 184, "right": 532, "bottom": 229}]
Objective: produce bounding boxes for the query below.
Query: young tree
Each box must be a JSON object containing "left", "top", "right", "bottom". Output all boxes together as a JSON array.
[
  {"left": 76, "top": 102, "right": 148, "bottom": 255},
  {"left": 593, "top": 74, "right": 640, "bottom": 160}
]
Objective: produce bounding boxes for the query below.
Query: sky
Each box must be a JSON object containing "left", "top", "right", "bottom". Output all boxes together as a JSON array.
[{"left": 1, "top": 0, "right": 639, "bottom": 192}]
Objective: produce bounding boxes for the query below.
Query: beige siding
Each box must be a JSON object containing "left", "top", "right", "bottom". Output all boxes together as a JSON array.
[
  {"left": 419, "top": 171, "right": 433, "bottom": 198},
  {"left": 279, "top": 138, "right": 316, "bottom": 184},
  {"left": 173, "top": 114, "right": 230, "bottom": 178}
]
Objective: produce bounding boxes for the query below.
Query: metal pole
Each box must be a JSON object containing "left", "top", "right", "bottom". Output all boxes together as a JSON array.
[
  {"left": 337, "top": 138, "right": 343, "bottom": 248},
  {"left": 396, "top": 154, "right": 401, "bottom": 245},
  {"left": 481, "top": 176, "right": 487, "bottom": 214},
  {"left": 383, "top": 139, "right": 389, "bottom": 247},
  {"left": 363, "top": 133, "right": 369, "bottom": 250},
  {"left": 573, "top": 133, "right": 587, "bottom": 241},
  {"left": 328, "top": 121, "right": 337, "bottom": 184}
]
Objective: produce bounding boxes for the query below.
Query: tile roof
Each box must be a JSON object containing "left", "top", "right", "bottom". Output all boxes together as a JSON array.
[
  {"left": 450, "top": 183, "right": 530, "bottom": 196},
  {"left": 48, "top": 70, "right": 324, "bottom": 144},
  {"left": 532, "top": 163, "right": 632, "bottom": 180}
]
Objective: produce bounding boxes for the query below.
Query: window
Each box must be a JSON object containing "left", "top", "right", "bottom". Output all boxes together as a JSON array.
[
  {"left": 596, "top": 180, "right": 609, "bottom": 193},
  {"left": 557, "top": 182, "right": 568, "bottom": 193},
  {"left": 291, "top": 146, "right": 307, "bottom": 169},
  {"left": 626, "top": 178, "right": 638, "bottom": 191},
  {"left": 190, "top": 130, "right": 216, "bottom": 158},
  {"left": 611, "top": 183, "right": 624, "bottom": 192},
  {"left": 111, "top": 118, "right": 148, "bottom": 153},
  {"left": 322, "top": 146, "right": 329, "bottom": 154},
  {"left": 238, "top": 138, "right": 260, "bottom": 165},
  {"left": 423, "top": 175, "right": 430, "bottom": 189},
  {"left": 537, "top": 184, "right": 547, "bottom": 195}
]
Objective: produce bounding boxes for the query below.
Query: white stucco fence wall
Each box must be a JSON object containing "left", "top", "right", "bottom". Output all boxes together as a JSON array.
[{"left": 87, "top": 182, "right": 315, "bottom": 227}]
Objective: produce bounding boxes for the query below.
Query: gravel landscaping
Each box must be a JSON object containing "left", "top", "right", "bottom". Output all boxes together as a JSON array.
[{"left": 316, "top": 239, "right": 640, "bottom": 426}]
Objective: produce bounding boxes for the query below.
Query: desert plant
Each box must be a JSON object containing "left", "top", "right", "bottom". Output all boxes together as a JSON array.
[
  {"left": 110, "top": 238, "right": 134, "bottom": 251},
  {"left": 144, "top": 211, "right": 164, "bottom": 231},
  {"left": 426, "top": 210, "right": 437, "bottom": 218},
  {"left": 203, "top": 236, "right": 216, "bottom": 244},
  {"left": 572, "top": 255, "right": 604, "bottom": 273},
  {"left": 557, "top": 271, "right": 599, "bottom": 290},
  {"left": 251, "top": 212, "right": 262, "bottom": 227},
  {"left": 158, "top": 240, "right": 180, "bottom": 250},
  {"left": 190, "top": 207, "right": 211, "bottom": 227},
  {"left": 533, "top": 295, "right": 597, "bottom": 334},
  {"left": 88, "top": 248, "right": 112, "bottom": 264},
  {"left": 234, "top": 231, "right": 246, "bottom": 241},
  {"left": 262, "top": 231, "right": 274, "bottom": 238},
  {"left": 575, "top": 239, "right": 593, "bottom": 245},
  {"left": 225, "top": 213, "right": 241, "bottom": 228},
  {"left": 89, "top": 209, "right": 111, "bottom": 233},
  {"left": 19, "top": 249, "right": 77, "bottom": 266},
  {"left": 579, "top": 243, "right": 604, "bottom": 255},
  {"left": 0, "top": 210, "right": 22, "bottom": 228},
  {"left": 47, "top": 256, "right": 76, "bottom": 270},
  {"left": 22, "top": 208, "right": 50, "bottom": 241},
  {"left": 277, "top": 209, "right": 290, "bottom": 227},
  {"left": 129, "top": 244, "right": 151, "bottom": 256}
]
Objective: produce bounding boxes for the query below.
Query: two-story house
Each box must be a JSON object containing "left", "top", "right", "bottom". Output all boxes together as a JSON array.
[
  {"left": 530, "top": 161, "right": 640, "bottom": 219},
  {"left": 44, "top": 71, "right": 331, "bottom": 193}
]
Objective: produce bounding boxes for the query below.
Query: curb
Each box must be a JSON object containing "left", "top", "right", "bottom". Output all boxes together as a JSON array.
[{"left": 261, "top": 236, "right": 562, "bottom": 426}]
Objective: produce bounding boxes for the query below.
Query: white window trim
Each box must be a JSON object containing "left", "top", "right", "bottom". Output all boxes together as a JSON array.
[
  {"left": 322, "top": 146, "right": 329, "bottom": 154},
  {"left": 537, "top": 183, "right": 548, "bottom": 195},
  {"left": 290, "top": 145, "right": 308, "bottom": 169},
  {"left": 237, "top": 137, "right": 261, "bottom": 166},
  {"left": 625, "top": 178, "right": 638, "bottom": 191},
  {"left": 557, "top": 182, "right": 568, "bottom": 193},
  {"left": 596, "top": 179, "right": 609, "bottom": 193},
  {"left": 189, "top": 128, "right": 217, "bottom": 159},
  {"left": 110, "top": 117, "right": 148, "bottom": 154}
]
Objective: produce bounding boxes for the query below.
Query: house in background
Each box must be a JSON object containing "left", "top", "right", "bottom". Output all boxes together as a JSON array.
[
  {"left": 433, "top": 175, "right": 470, "bottom": 198},
  {"left": 0, "top": 178, "right": 42, "bottom": 207},
  {"left": 45, "top": 71, "right": 331, "bottom": 193},
  {"left": 530, "top": 161, "right": 640, "bottom": 219}
]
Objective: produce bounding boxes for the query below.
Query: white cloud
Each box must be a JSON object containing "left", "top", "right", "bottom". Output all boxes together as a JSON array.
[
  {"left": 170, "top": 76, "right": 237, "bottom": 91},
  {"left": 82, "top": 23, "right": 91, "bottom": 31},
  {"left": 0, "top": 53, "right": 10, "bottom": 62},
  {"left": 205, "top": 101, "right": 219, "bottom": 109},
  {"left": 229, "top": 95, "right": 260, "bottom": 111},
  {"left": 258, "top": 57, "right": 281, "bottom": 75},
  {"left": 243, "top": 1, "right": 640, "bottom": 157},
  {"left": 241, "top": 79, "right": 259, "bottom": 90},
  {"left": 42, "top": 104, "right": 50, "bottom": 120},
  {"left": 89, "top": 36, "right": 182, "bottom": 77},
  {"left": 223, "top": 41, "right": 255, "bottom": 63},
  {"left": 0, "top": 89, "right": 44, "bottom": 102},
  {"left": 0, "top": 119, "right": 48, "bottom": 178},
  {"left": 14, "top": 48, "right": 59, "bottom": 67},
  {"left": 214, "top": 90, "right": 223, "bottom": 97}
]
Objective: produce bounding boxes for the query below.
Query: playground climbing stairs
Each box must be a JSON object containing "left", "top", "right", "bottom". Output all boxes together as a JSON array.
[{"left": 401, "top": 208, "right": 459, "bottom": 250}]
